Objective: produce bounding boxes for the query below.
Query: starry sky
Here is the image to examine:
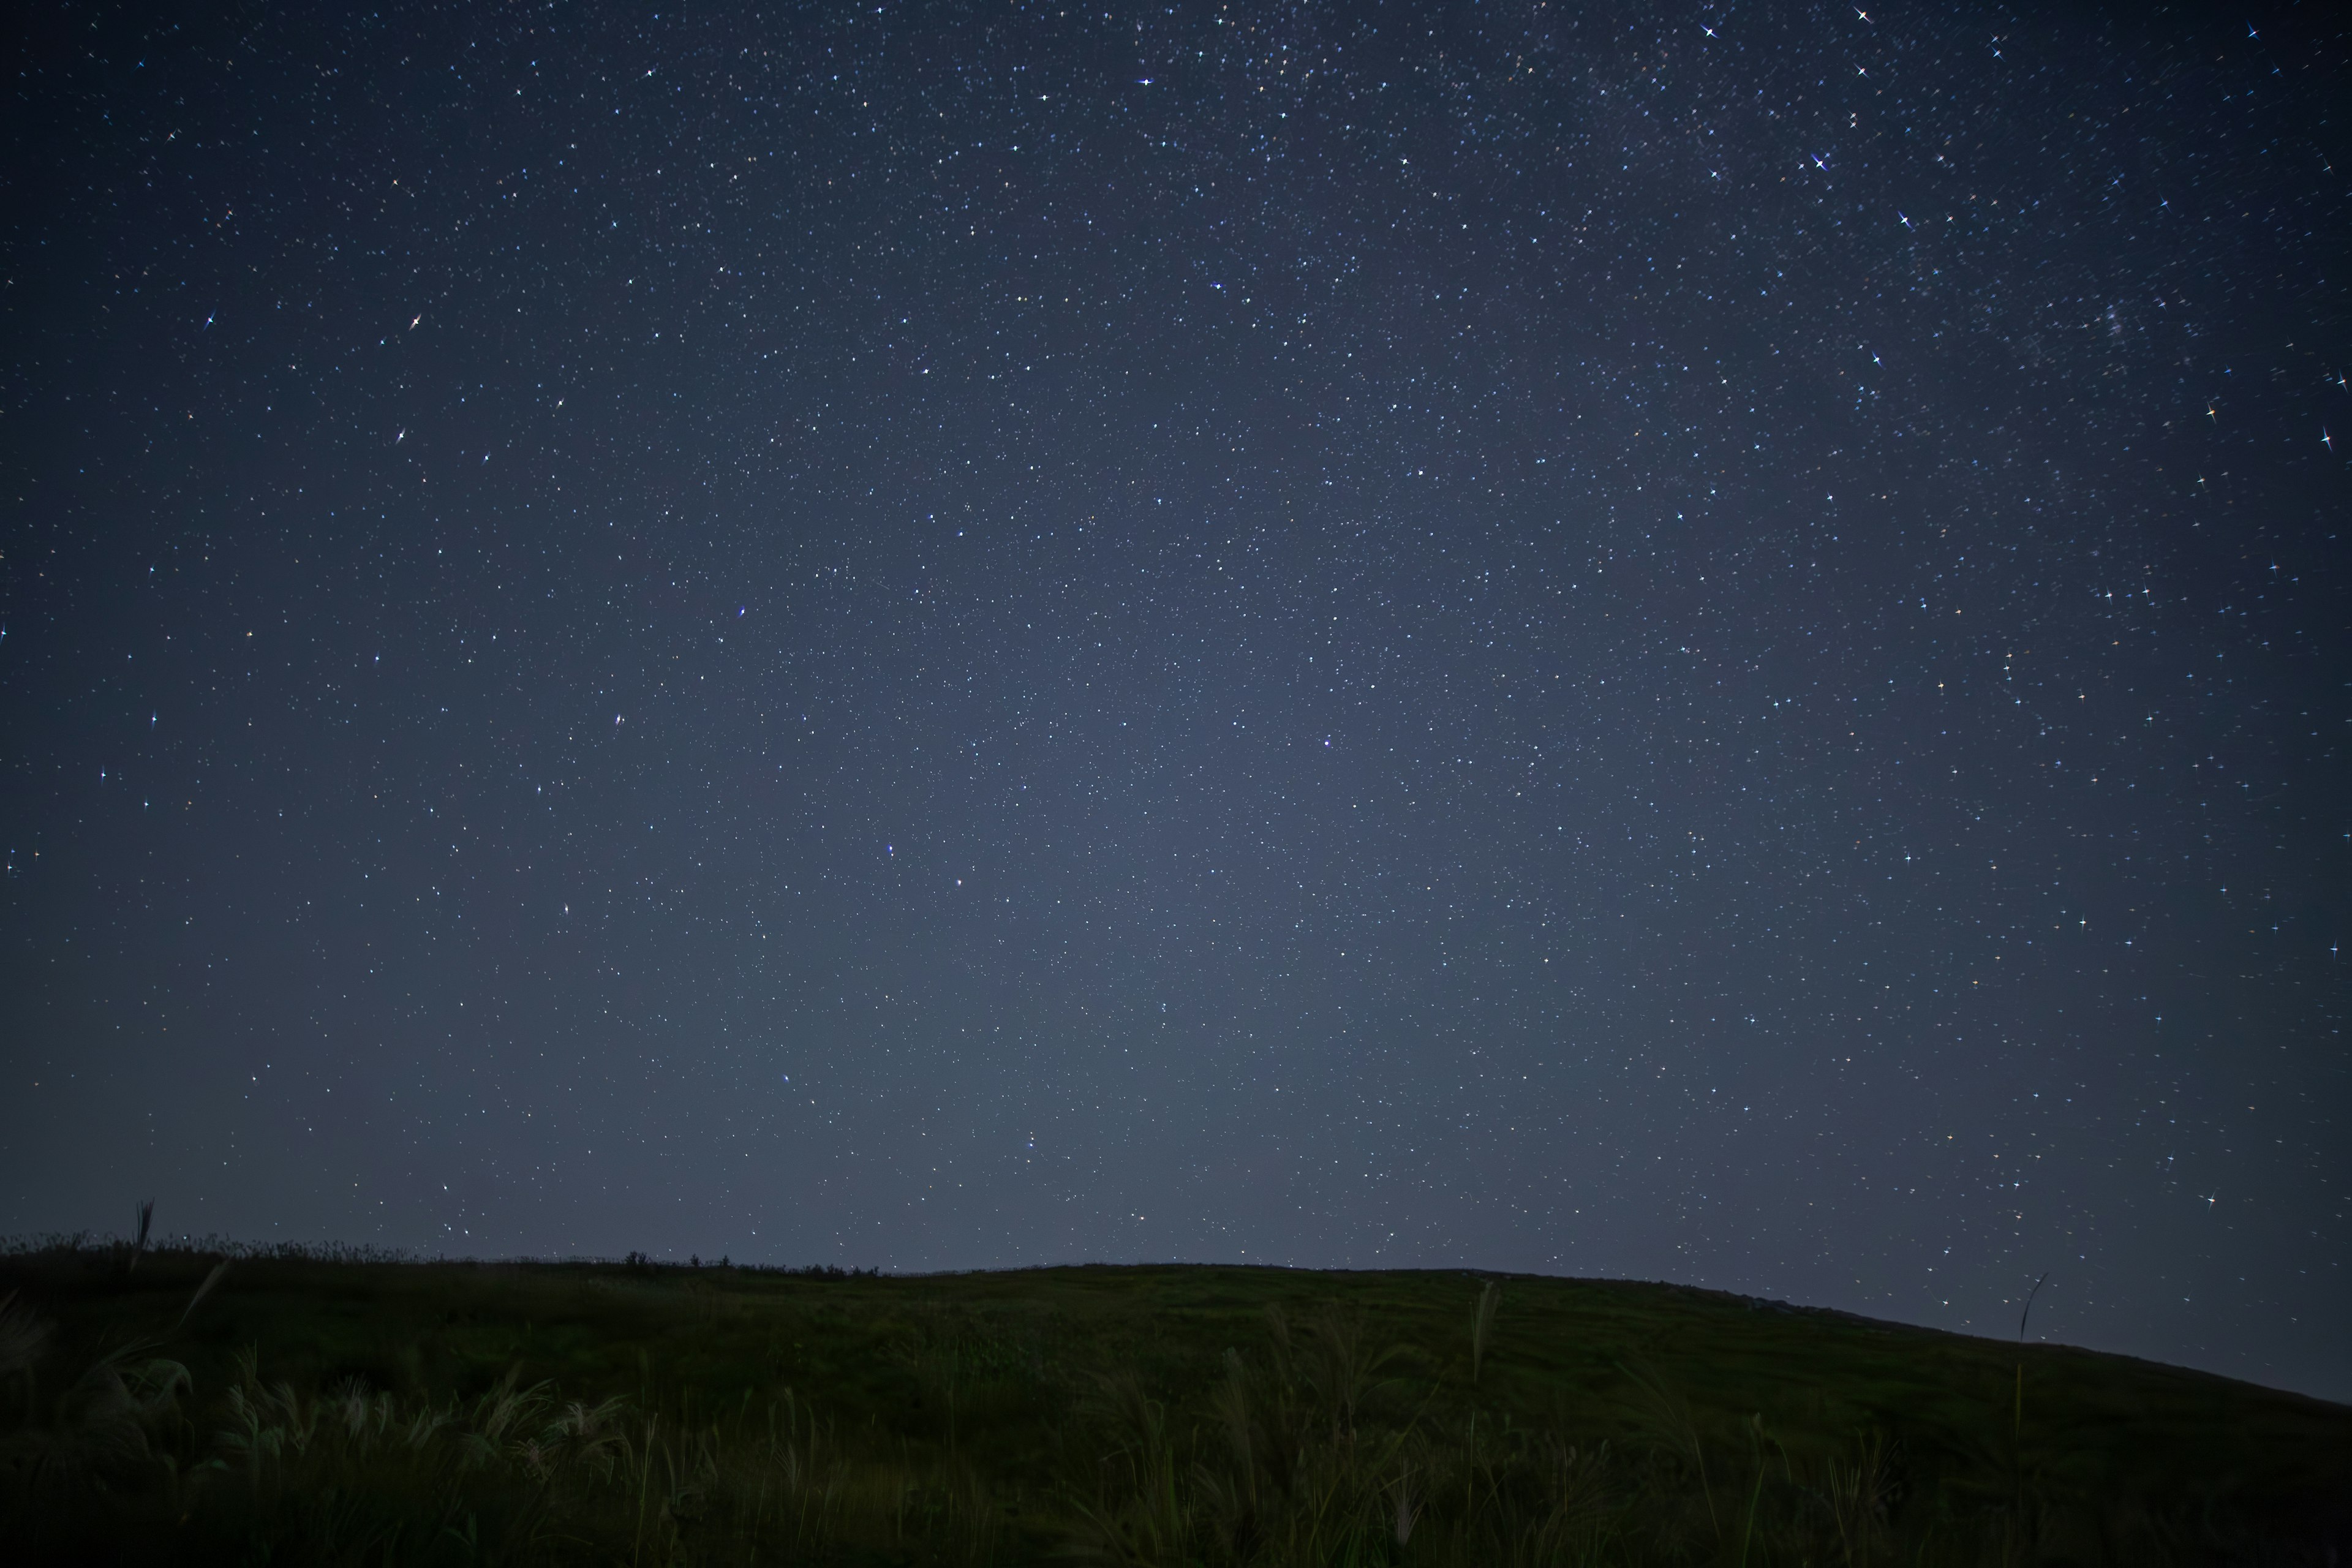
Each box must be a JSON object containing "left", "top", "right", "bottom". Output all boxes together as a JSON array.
[{"left": 4, "top": 1, "right": 2347, "bottom": 1398}]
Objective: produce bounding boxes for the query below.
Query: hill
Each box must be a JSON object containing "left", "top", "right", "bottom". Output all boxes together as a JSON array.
[{"left": 1, "top": 1243, "right": 2343, "bottom": 1564}]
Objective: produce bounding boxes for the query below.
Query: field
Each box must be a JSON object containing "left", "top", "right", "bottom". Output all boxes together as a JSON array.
[{"left": 0, "top": 1241, "right": 2344, "bottom": 1564}]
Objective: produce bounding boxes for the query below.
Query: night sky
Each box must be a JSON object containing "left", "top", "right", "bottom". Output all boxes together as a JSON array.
[{"left": 4, "top": 1, "right": 2347, "bottom": 1399}]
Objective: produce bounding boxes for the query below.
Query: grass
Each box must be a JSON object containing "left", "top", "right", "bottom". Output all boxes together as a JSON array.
[{"left": 0, "top": 1237, "right": 2344, "bottom": 1564}]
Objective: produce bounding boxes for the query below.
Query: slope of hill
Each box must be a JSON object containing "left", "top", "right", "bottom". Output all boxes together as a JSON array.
[{"left": 1, "top": 1244, "right": 2343, "bottom": 1564}]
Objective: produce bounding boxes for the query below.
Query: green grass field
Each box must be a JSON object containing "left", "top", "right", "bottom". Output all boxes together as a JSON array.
[{"left": 1, "top": 1242, "right": 2343, "bottom": 1564}]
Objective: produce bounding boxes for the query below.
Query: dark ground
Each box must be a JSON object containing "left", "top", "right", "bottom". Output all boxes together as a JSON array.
[{"left": 2, "top": 1245, "right": 2345, "bottom": 1563}]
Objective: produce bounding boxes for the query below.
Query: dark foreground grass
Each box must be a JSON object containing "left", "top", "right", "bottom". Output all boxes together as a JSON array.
[{"left": 1, "top": 1241, "right": 2345, "bottom": 1564}]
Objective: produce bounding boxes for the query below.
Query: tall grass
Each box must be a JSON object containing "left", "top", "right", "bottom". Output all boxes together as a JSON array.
[
  {"left": 1471, "top": 1280, "right": 1501, "bottom": 1387},
  {"left": 3, "top": 1328, "right": 1007, "bottom": 1563},
  {"left": 0, "top": 1250, "right": 2323, "bottom": 1564}
]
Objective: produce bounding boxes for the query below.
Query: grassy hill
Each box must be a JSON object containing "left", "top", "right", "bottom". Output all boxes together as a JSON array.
[{"left": 0, "top": 1242, "right": 2343, "bottom": 1564}]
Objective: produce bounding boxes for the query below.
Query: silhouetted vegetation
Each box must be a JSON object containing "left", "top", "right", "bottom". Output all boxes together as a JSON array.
[{"left": 0, "top": 1235, "right": 2343, "bottom": 1564}]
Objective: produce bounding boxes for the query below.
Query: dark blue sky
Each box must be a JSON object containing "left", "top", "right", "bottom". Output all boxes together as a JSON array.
[{"left": 4, "top": 1, "right": 2346, "bottom": 1399}]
